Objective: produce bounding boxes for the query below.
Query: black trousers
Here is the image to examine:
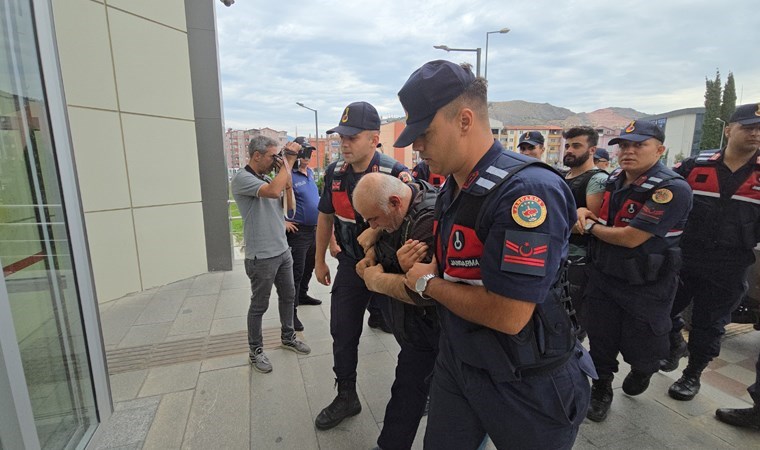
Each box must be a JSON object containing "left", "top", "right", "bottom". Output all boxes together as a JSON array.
[
  {"left": 670, "top": 265, "right": 749, "bottom": 368},
  {"left": 330, "top": 253, "right": 390, "bottom": 382},
  {"left": 287, "top": 225, "right": 316, "bottom": 306},
  {"left": 377, "top": 306, "right": 439, "bottom": 450}
]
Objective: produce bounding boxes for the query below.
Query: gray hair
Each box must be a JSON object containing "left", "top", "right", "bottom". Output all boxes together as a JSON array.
[
  {"left": 248, "top": 135, "right": 279, "bottom": 157},
  {"left": 355, "top": 173, "right": 409, "bottom": 214}
]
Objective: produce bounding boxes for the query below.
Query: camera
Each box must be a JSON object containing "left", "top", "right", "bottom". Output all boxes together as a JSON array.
[
  {"left": 220, "top": 0, "right": 235, "bottom": 6},
  {"left": 294, "top": 136, "right": 315, "bottom": 159}
]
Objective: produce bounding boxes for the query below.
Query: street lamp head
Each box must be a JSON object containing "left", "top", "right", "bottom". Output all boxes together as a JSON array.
[
  {"left": 433, "top": 45, "right": 451, "bottom": 51},
  {"left": 499, "top": 27, "right": 510, "bottom": 33},
  {"left": 715, "top": 117, "right": 726, "bottom": 123},
  {"left": 296, "top": 102, "right": 304, "bottom": 107}
]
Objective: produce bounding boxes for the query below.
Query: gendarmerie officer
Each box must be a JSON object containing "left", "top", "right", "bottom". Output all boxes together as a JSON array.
[
  {"left": 662, "top": 103, "right": 760, "bottom": 401},
  {"left": 577, "top": 120, "right": 693, "bottom": 422},
  {"left": 313, "top": 101, "right": 410, "bottom": 430},
  {"left": 411, "top": 160, "right": 445, "bottom": 187},
  {"left": 353, "top": 172, "right": 439, "bottom": 450},
  {"left": 398, "top": 60, "right": 593, "bottom": 449}
]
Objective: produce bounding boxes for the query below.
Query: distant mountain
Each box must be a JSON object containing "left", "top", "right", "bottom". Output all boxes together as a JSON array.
[{"left": 488, "top": 101, "right": 648, "bottom": 129}]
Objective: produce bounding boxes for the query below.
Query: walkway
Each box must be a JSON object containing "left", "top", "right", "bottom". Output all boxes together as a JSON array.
[{"left": 88, "top": 256, "right": 760, "bottom": 449}]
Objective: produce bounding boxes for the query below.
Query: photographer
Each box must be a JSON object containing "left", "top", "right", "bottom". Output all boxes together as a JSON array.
[
  {"left": 231, "top": 136, "right": 311, "bottom": 374},
  {"left": 287, "top": 137, "right": 323, "bottom": 333}
]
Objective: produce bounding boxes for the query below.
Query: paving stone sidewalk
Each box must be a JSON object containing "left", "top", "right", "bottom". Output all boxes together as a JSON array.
[{"left": 88, "top": 256, "right": 760, "bottom": 449}]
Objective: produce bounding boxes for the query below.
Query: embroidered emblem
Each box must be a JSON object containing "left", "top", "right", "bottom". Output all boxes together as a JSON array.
[
  {"left": 511, "top": 195, "right": 547, "bottom": 228},
  {"left": 627, "top": 203, "right": 637, "bottom": 214},
  {"left": 501, "top": 230, "right": 550, "bottom": 276},
  {"left": 756, "top": 104, "right": 760, "bottom": 117},
  {"left": 625, "top": 121, "right": 636, "bottom": 133},
  {"left": 652, "top": 188, "right": 673, "bottom": 204},
  {"left": 341, "top": 107, "right": 350, "bottom": 123},
  {"left": 398, "top": 171, "right": 412, "bottom": 183},
  {"left": 452, "top": 230, "right": 465, "bottom": 251}
]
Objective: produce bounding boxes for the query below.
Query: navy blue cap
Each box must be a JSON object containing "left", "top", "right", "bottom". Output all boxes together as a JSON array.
[
  {"left": 294, "top": 136, "right": 315, "bottom": 149},
  {"left": 327, "top": 101, "right": 381, "bottom": 136},
  {"left": 609, "top": 120, "right": 665, "bottom": 145},
  {"left": 593, "top": 148, "right": 610, "bottom": 161},
  {"left": 729, "top": 103, "right": 760, "bottom": 125},
  {"left": 518, "top": 131, "right": 545, "bottom": 147},
  {"left": 394, "top": 60, "right": 476, "bottom": 148}
]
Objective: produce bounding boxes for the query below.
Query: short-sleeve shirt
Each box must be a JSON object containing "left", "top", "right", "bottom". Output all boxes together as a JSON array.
[
  {"left": 437, "top": 143, "right": 576, "bottom": 305},
  {"left": 604, "top": 163, "right": 691, "bottom": 238},
  {"left": 231, "top": 167, "right": 288, "bottom": 260},
  {"left": 290, "top": 167, "right": 319, "bottom": 226}
]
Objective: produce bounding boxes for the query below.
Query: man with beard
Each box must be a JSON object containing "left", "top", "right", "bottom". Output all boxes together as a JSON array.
[
  {"left": 577, "top": 120, "right": 692, "bottom": 422},
  {"left": 562, "top": 127, "right": 609, "bottom": 337},
  {"left": 661, "top": 103, "right": 760, "bottom": 403}
]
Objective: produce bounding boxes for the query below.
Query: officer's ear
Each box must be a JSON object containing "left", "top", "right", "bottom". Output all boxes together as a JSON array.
[
  {"left": 388, "top": 195, "right": 402, "bottom": 209},
  {"left": 458, "top": 108, "right": 474, "bottom": 135}
]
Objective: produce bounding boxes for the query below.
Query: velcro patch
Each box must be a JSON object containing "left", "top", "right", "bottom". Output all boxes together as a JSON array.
[
  {"left": 638, "top": 204, "right": 665, "bottom": 224},
  {"left": 501, "top": 230, "right": 550, "bottom": 276}
]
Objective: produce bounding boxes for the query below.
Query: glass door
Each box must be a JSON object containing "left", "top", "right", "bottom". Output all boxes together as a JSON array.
[{"left": 0, "top": 0, "right": 99, "bottom": 448}]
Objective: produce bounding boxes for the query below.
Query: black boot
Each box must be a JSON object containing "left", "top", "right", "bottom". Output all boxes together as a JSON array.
[
  {"left": 315, "top": 380, "right": 362, "bottom": 430},
  {"left": 668, "top": 365, "right": 703, "bottom": 401},
  {"left": 587, "top": 376, "right": 613, "bottom": 422},
  {"left": 622, "top": 369, "right": 654, "bottom": 396},
  {"left": 715, "top": 405, "right": 760, "bottom": 430},
  {"left": 659, "top": 331, "right": 688, "bottom": 372}
]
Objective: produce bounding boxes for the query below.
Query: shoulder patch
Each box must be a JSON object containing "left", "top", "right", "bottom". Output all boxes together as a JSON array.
[
  {"left": 501, "top": 230, "right": 549, "bottom": 276},
  {"left": 652, "top": 188, "right": 673, "bottom": 204},
  {"left": 511, "top": 195, "right": 547, "bottom": 228},
  {"left": 398, "top": 171, "right": 413, "bottom": 183}
]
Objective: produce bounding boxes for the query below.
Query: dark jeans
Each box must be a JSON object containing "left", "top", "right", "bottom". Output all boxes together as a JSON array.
[
  {"left": 330, "top": 253, "right": 389, "bottom": 382},
  {"left": 244, "top": 251, "right": 295, "bottom": 352},
  {"left": 423, "top": 338, "right": 589, "bottom": 450},
  {"left": 670, "top": 266, "right": 749, "bottom": 368},
  {"left": 287, "top": 225, "right": 316, "bottom": 305},
  {"left": 377, "top": 306, "right": 439, "bottom": 450}
]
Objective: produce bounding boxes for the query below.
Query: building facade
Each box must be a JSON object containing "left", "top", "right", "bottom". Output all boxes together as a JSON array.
[{"left": 0, "top": 0, "right": 230, "bottom": 448}]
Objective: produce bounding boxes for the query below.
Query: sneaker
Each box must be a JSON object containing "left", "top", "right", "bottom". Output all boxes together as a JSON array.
[
  {"left": 281, "top": 337, "right": 311, "bottom": 355},
  {"left": 250, "top": 348, "right": 272, "bottom": 373}
]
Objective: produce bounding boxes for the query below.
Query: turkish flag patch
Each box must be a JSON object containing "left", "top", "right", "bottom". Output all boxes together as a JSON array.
[{"left": 500, "top": 230, "right": 550, "bottom": 276}]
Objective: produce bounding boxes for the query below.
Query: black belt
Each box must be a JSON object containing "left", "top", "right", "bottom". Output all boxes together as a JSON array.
[{"left": 294, "top": 224, "right": 316, "bottom": 231}]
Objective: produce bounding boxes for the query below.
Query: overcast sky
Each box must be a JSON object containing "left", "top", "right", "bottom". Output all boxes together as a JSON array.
[{"left": 215, "top": 0, "right": 759, "bottom": 137}]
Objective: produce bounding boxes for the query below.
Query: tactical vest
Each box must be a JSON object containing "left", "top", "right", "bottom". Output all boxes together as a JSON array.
[
  {"left": 593, "top": 165, "right": 684, "bottom": 285},
  {"left": 436, "top": 152, "right": 576, "bottom": 380},
  {"left": 565, "top": 168, "right": 606, "bottom": 247},
  {"left": 330, "top": 153, "right": 404, "bottom": 260},
  {"left": 679, "top": 150, "right": 760, "bottom": 253}
]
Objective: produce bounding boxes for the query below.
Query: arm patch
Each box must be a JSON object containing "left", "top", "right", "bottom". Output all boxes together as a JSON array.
[{"left": 500, "top": 229, "right": 550, "bottom": 276}]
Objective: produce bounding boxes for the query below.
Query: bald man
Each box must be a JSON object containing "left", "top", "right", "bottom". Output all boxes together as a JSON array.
[{"left": 353, "top": 173, "right": 440, "bottom": 450}]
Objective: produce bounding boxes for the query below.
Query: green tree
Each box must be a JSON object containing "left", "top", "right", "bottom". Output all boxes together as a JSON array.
[
  {"left": 720, "top": 71, "right": 737, "bottom": 126},
  {"left": 700, "top": 70, "right": 723, "bottom": 149}
]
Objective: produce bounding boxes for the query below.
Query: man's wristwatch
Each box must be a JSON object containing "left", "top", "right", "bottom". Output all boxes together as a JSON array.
[
  {"left": 584, "top": 220, "right": 597, "bottom": 233},
  {"left": 415, "top": 274, "right": 437, "bottom": 299}
]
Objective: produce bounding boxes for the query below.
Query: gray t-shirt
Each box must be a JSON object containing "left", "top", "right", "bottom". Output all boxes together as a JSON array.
[{"left": 231, "top": 168, "right": 288, "bottom": 260}]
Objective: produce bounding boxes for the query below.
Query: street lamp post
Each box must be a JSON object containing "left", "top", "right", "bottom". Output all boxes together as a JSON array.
[
  {"left": 434, "top": 45, "right": 482, "bottom": 77},
  {"left": 484, "top": 27, "right": 510, "bottom": 81},
  {"left": 716, "top": 117, "right": 727, "bottom": 150},
  {"left": 296, "top": 102, "right": 320, "bottom": 171}
]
